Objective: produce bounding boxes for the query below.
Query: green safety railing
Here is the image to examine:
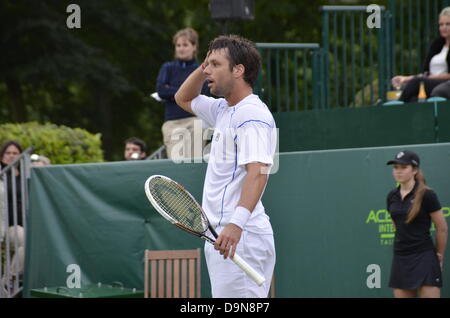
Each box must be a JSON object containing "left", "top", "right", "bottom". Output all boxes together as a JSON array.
[
  {"left": 255, "top": 43, "right": 324, "bottom": 112},
  {"left": 256, "top": 2, "right": 450, "bottom": 113},
  {"left": 320, "top": 6, "right": 390, "bottom": 108}
]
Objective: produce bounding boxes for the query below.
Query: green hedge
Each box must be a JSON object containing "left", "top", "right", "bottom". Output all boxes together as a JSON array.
[{"left": 0, "top": 122, "right": 104, "bottom": 164}]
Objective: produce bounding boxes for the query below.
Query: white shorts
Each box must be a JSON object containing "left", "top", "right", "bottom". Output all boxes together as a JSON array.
[{"left": 204, "top": 229, "right": 275, "bottom": 298}]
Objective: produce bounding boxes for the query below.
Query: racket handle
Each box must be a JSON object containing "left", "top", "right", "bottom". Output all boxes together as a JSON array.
[{"left": 231, "top": 253, "right": 266, "bottom": 286}]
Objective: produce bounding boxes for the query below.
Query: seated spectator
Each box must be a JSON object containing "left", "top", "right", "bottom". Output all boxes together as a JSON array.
[
  {"left": 124, "top": 137, "right": 147, "bottom": 160},
  {"left": 31, "top": 154, "right": 51, "bottom": 167},
  {"left": 391, "top": 7, "right": 450, "bottom": 102}
]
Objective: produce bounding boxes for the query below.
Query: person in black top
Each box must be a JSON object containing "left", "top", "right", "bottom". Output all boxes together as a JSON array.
[
  {"left": 391, "top": 7, "right": 450, "bottom": 102},
  {"left": 386, "top": 150, "right": 448, "bottom": 298},
  {"left": 156, "top": 28, "right": 209, "bottom": 160}
]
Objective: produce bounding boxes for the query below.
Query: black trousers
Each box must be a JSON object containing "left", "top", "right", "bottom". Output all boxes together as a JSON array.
[
  {"left": 430, "top": 80, "right": 450, "bottom": 99},
  {"left": 399, "top": 77, "right": 449, "bottom": 102}
]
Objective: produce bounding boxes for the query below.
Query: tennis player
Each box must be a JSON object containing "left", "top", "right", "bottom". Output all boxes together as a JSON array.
[
  {"left": 386, "top": 150, "right": 448, "bottom": 298},
  {"left": 175, "top": 35, "right": 276, "bottom": 298}
]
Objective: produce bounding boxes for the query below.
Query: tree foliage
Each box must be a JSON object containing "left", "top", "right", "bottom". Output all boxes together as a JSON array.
[{"left": 0, "top": 122, "right": 103, "bottom": 164}]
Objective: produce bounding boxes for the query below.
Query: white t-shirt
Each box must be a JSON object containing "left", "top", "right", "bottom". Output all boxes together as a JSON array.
[
  {"left": 191, "top": 94, "right": 276, "bottom": 234},
  {"left": 429, "top": 45, "right": 449, "bottom": 75}
]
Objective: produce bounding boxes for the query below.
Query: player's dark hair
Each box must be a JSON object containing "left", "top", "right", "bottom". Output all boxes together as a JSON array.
[
  {"left": 208, "top": 35, "right": 261, "bottom": 88},
  {"left": 406, "top": 169, "right": 430, "bottom": 224},
  {"left": 125, "top": 137, "right": 146, "bottom": 153}
]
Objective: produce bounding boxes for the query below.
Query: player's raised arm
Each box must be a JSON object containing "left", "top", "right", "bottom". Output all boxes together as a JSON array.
[{"left": 174, "top": 59, "right": 208, "bottom": 114}]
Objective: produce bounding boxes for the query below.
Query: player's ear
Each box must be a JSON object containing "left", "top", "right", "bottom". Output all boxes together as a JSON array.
[{"left": 233, "top": 64, "right": 245, "bottom": 78}]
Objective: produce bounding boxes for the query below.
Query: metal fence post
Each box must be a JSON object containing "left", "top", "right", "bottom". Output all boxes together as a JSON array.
[{"left": 321, "top": 9, "right": 330, "bottom": 109}]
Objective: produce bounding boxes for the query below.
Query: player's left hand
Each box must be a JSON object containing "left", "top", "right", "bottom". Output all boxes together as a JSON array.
[{"left": 215, "top": 223, "right": 242, "bottom": 259}]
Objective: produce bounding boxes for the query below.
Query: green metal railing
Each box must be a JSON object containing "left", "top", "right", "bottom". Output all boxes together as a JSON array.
[
  {"left": 256, "top": 43, "right": 324, "bottom": 112},
  {"left": 256, "top": 2, "right": 450, "bottom": 112},
  {"left": 320, "top": 6, "right": 389, "bottom": 108}
]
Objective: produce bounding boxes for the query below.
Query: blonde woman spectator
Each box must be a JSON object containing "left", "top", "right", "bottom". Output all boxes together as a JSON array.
[{"left": 392, "top": 7, "right": 450, "bottom": 101}]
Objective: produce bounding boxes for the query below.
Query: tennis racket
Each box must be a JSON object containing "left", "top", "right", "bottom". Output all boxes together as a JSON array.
[{"left": 144, "top": 175, "right": 266, "bottom": 286}]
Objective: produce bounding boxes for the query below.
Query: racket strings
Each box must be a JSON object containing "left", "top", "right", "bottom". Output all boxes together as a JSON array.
[{"left": 148, "top": 178, "right": 206, "bottom": 233}]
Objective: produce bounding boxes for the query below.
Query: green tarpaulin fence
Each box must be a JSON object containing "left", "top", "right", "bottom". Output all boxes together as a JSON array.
[{"left": 24, "top": 143, "right": 450, "bottom": 297}]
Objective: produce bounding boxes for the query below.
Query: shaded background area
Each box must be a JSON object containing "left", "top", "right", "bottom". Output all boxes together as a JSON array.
[{"left": 0, "top": 0, "right": 384, "bottom": 160}]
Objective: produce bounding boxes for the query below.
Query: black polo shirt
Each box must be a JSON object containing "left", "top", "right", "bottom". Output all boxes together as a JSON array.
[{"left": 386, "top": 185, "right": 441, "bottom": 255}]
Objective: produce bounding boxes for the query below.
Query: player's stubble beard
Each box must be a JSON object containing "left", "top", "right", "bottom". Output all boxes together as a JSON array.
[{"left": 210, "top": 77, "right": 234, "bottom": 98}]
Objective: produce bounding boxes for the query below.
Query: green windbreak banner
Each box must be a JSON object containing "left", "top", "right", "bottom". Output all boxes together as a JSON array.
[
  {"left": 24, "top": 160, "right": 210, "bottom": 297},
  {"left": 24, "top": 144, "right": 450, "bottom": 297},
  {"left": 267, "top": 144, "right": 450, "bottom": 297}
]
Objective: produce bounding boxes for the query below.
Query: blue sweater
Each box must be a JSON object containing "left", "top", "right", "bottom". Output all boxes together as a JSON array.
[{"left": 156, "top": 59, "right": 209, "bottom": 121}]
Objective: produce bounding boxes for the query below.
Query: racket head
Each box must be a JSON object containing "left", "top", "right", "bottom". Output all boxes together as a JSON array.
[
  {"left": 144, "top": 176, "right": 266, "bottom": 286},
  {"left": 144, "top": 175, "right": 209, "bottom": 235}
]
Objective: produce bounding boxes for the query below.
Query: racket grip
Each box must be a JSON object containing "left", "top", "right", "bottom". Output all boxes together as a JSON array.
[{"left": 231, "top": 253, "right": 266, "bottom": 286}]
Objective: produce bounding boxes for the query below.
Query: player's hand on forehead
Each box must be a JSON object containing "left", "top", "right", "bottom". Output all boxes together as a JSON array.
[{"left": 201, "top": 51, "right": 211, "bottom": 70}]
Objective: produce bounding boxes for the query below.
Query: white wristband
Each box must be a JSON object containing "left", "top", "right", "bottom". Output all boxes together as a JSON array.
[{"left": 230, "top": 206, "right": 251, "bottom": 230}]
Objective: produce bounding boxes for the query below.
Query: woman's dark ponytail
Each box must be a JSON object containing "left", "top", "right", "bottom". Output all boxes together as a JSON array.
[{"left": 406, "top": 169, "right": 430, "bottom": 224}]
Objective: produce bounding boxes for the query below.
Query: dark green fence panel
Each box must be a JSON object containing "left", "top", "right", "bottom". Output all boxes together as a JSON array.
[
  {"left": 274, "top": 102, "right": 437, "bottom": 152},
  {"left": 437, "top": 102, "right": 450, "bottom": 142},
  {"left": 265, "top": 143, "right": 450, "bottom": 297}
]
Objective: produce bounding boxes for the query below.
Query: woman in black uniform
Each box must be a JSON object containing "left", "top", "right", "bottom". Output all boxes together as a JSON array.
[{"left": 386, "top": 150, "right": 448, "bottom": 298}]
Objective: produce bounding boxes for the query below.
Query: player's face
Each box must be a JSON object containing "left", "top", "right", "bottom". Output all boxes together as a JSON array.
[
  {"left": 124, "top": 143, "right": 143, "bottom": 160},
  {"left": 392, "top": 164, "right": 417, "bottom": 184},
  {"left": 203, "top": 48, "right": 235, "bottom": 97},
  {"left": 2, "top": 145, "right": 21, "bottom": 165},
  {"left": 175, "top": 36, "right": 196, "bottom": 61}
]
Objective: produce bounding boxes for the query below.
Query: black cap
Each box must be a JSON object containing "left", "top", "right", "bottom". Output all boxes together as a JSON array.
[{"left": 386, "top": 150, "right": 420, "bottom": 167}]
